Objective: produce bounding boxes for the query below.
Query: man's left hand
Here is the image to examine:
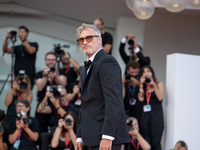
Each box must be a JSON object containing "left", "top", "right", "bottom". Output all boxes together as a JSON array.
[{"left": 99, "top": 139, "right": 112, "bottom": 150}]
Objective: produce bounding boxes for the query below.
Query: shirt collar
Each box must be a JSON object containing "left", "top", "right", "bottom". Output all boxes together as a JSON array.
[{"left": 88, "top": 48, "right": 102, "bottom": 62}]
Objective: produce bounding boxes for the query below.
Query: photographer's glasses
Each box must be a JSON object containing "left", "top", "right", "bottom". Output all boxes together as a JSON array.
[{"left": 76, "top": 35, "right": 99, "bottom": 45}]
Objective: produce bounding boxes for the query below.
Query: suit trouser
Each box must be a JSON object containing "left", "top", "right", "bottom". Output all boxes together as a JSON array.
[{"left": 87, "top": 144, "right": 122, "bottom": 150}]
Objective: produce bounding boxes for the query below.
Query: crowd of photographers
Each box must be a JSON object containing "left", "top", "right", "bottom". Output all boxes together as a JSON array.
[{"left": 0, "top": 23, "right": 165, "bottom": 150}]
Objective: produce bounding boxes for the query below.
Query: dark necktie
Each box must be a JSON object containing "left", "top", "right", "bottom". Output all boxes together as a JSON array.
[{"left": 84, "top": 60, "right": 92, "bottom": 70}]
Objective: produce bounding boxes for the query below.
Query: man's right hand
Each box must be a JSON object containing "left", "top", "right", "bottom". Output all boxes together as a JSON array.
[{"left": 75, "top": 142, "right": 84, "bottom": 150}]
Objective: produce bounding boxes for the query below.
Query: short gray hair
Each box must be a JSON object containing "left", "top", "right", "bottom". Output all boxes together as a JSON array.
[{"left": 76, "top": 23, "right": 101, "bottom": 37}]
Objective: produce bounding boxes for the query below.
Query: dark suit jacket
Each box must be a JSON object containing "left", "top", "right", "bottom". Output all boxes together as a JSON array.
[{"left": 77, "top": 49, "right": 130, "bottom": 146}]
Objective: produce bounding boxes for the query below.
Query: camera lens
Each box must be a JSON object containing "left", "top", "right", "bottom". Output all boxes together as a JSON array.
[
  {"left": 50, "top": 67, "right": 55, "bottom": 73},
  {"left": 128, "top": 39, "right": 134, "bottom": 46},
  {"left": 65, "top": 118, "right": 72, "bottom": 126},
  {"left": 19, "top": 82, "right": 27, "bottom": 89},
  {"left": 145, "top": 77, "right": 151, "bottom": 83}
]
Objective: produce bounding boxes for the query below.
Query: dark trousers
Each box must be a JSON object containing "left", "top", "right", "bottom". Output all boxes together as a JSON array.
[{"left": 88, "top": 144, "right": 122, "bottom": 150}]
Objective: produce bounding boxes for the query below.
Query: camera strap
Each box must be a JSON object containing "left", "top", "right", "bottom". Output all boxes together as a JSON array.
[
  {"left": 130, "top": 138, "right": 139, "bottom": 150},
  {"left": 146, "top": 85, "right": 152, "bottom": 104}
]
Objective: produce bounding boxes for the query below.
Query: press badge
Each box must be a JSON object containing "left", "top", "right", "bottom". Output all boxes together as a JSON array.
[
  {"left": 13, "top": 140, "right": 21, "bottom": 149},
  {"left": 129, "top": 98, "right": 136, "bottom": 106},
  {"left": 143, "top": 104, "right": 151, "bottom": 112}
]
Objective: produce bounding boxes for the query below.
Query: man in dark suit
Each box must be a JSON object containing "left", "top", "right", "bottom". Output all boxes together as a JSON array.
[{"left": 75, "top": 23, "right": 130, "bottom": 150}]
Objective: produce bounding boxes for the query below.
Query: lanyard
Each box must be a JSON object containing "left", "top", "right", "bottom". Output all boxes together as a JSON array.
[
  {"left": 48, "top": 76, "right": 55, "bottom": 85},
  {"left": 17, "top": 92, "right": 21, "bottom": 99},
  {"left": 129, "top": 85, "right": 136, "bottom": 96},
  {"left": 130, "top": 138, "right": 139, "bottom": 150},
  {"left": 61, "top": 67, "right": 71, "bottom": 74},
  {"left": 146, "top": 85, "right": 152, "bottom": 104},
  {"left": 18, "top": 129, "right": 22, "bottom": 140},
  {"left": 65, "top": 136, "right": 70, "bottom": 147}
]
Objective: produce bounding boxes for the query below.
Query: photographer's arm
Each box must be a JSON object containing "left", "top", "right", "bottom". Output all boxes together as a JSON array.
[
  {"left": 5, "top": 88, "right": 15, "bottom": 107},
  {"left": 103, "top": 44, "right": 112, "bottom": 54},
  {"left": 9, "top": 121, "right": 21, "bottom": 144},
  {"left": 138, "top": 77, "right": 145, "bottom": 102},
  {"left": 50, "top": 97, "right": 67, "bottom": 118},
  {"left": 135, "top": 133, "right": 151, "bottom": 150},
  {"left": 51, "top": 126, "right": 62, "bottom": 148},
  {"left": 68, "top": 127, "right": 76, "bottom": 147},
  {"left": 0, "top": 129, "right": 5, "bottom": 150},
  {"left": 66, "top": 85, "right": 79, "bottom": 102},
  {"left": 37, "top": 94, "right": 52, "bottom": 114},
  {"left": 26, "top": 90, "right": 33, "bottom": 104},
  {"left": 2, "top": 32, "right": 12, "bottom": 54},
  {"left": 23, "top": 125, "right": 39, "bottom": 141},
  {"left": 69, "top": 58, "right": 80, "bottom": 72},
  {"left": 22, "top": 40, "right": 37, "bottom": 54},
  {"left": 36, "top": 77, "right": 48, "bottom": 92},
  {"left": 153, "top": 82, "right": 164, "bottom": 101}
]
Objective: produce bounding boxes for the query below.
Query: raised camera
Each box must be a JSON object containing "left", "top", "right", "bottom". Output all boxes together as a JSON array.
[
  {"left": 65, "top": 118, "right": 72, "bottom": 126},
  {"left": 16, "top": 110, "right": 26, "bottom": 120},
  {"left": 125, "top": 75, "right": 131, "bottom": 82},
  {"left": 9, "top": 30, "right": 17, "bottom": 36},
  {"left": 22, "top": 117, "right": 32, "bottom": 124},
  {"left": 145, "top": 76, "right": 151, "bottom": 84},
  {"left": 50, "top": 67, "right": 56, "bottom": 73},
  {"left": 128, "top": 39, "right": 134, "bottom": 46},
  {"left": 18, "top": 70, "right": 27, "bottom": 89},
  {"left": 46, "top": 85, "right": 62, "bottom": 99},
  {"left": 127, "top": 117, "right": 134, "bottom": 130}
]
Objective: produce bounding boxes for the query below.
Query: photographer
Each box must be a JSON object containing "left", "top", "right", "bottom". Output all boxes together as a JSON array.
[
  {"left": 138, "top": 65, "right": 164, "bottom": 150},
  {"left": 2, "top": 26, "right": 38, "bottom": 89},
  {"left": 60, "top": 51, "right": 80, "bottom": 92},
  {"left": 122, "top": 61, "right": 143, "bottom": 123},
  {"left": 51, "top": 111, "right": 77, "bottom": 150},
  {"left": 8, "top": 99, "right": 39, "bottom": 150},
  {"left": 0, "top": 109, "right": 8, "bottom": 150},
  {"left": 4, "top": 73, "right": 32, "bottom": 128},
  {"left": 35, "top": 52, "right": 66, "bottom": 133},
  {"left": 37, "top": 88, "right": 77, "bottom": 127},
  {"left": 66, "top": 66, "right": 84, "bottom": 113},
  {"left": 126, "top": 117, "right": 151, "bottom": 150},
  {"left": 119, "top": 33, "right": 150, "bottom": 69}
]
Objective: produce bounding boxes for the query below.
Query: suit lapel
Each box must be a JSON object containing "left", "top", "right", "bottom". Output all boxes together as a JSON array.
[{"left": 81, "top": 49, "right": 104, "bottom": 89}]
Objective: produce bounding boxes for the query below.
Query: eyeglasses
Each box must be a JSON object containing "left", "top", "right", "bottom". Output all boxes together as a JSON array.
[
  {"left": 76, "top": 35, "right": 99, "bottom": 45},
  {"left": 46, "top": 59, "right": 56, "bottom": 61}
]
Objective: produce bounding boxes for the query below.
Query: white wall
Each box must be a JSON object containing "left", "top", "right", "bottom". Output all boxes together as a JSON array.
[{"left": 166, "top": 53, "right": 200, "bottom": 150}]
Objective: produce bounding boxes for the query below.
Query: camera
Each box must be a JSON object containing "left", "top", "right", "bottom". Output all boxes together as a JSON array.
[
  {"left": 9, "top": 30, "right": 17, "bottom": 37},
  {"left": 127, "top": 117, "right": 134, "bottom": 130},
  {"left": 16, "top": 110, "right": 32, "bottom": 124},
  {"left": 16, "top": 110, "right": 26, "bottom": 120},
  {"left": 128, "top": 39, "right": 134, "bottom": 46},
  {"left": 65, "top": 118, "right": 72, "bottom": 126},
  {"left": 53, "top": 44, "right": 70, "bottom": 58},
  {"left": 50, "top": 67, "right": 56, "bottom": 73},
  {"left": 125, "top": 74, "right": 131, "bottom": 82},
  {"left": 46, "top": 85, "right": 62, "bottom": 99},
  {"left": 145, "top": 76, "right": 151, "bottom": 84},
  {"left": 18, "top": 70, "right": 27, "bottom": 89},
  {"left": 0, "top": 124, "right": 3, "bottom": 132}
]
